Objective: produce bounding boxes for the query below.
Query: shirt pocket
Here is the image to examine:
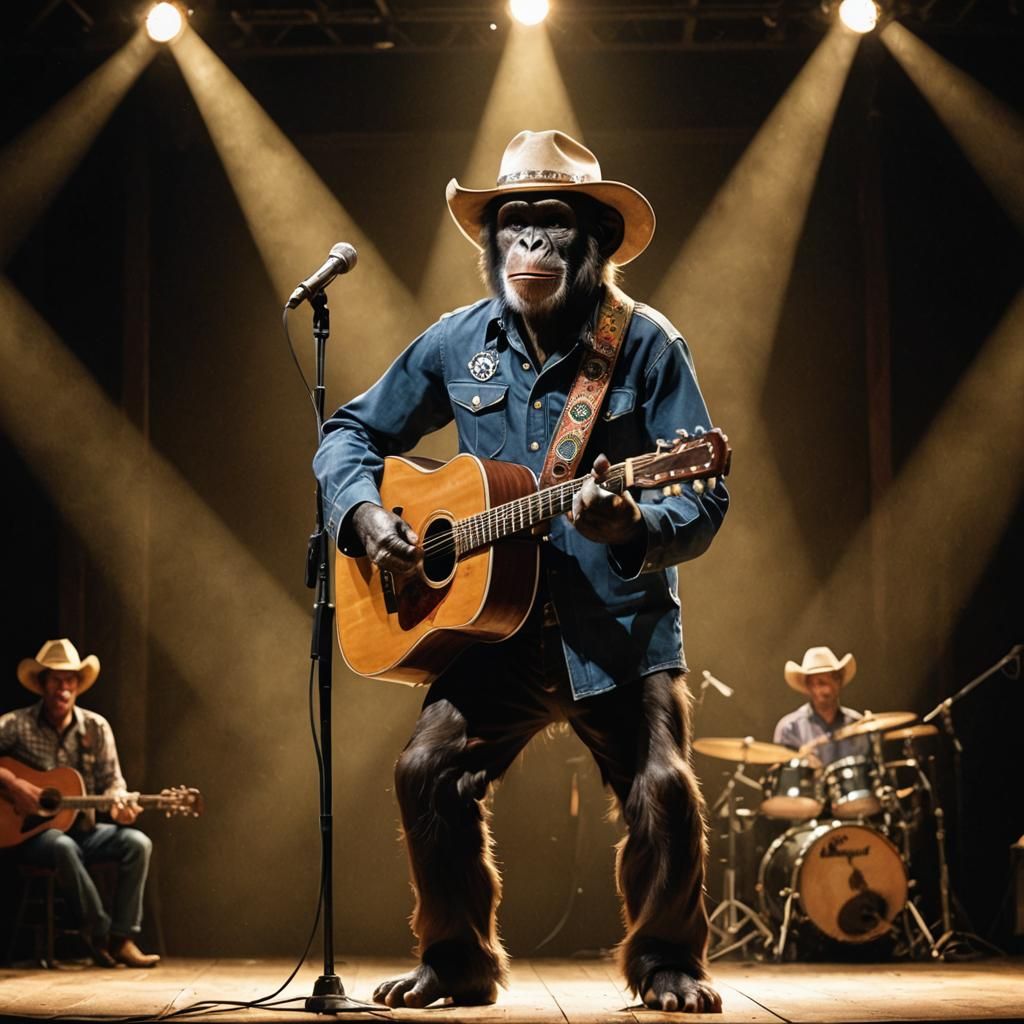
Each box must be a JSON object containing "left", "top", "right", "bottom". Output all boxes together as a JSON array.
[
  {"left": 599, "top": 386, "right": 640, "bottom": 458},
  {"left": 602, "top": 386, "right": 636, "bottom": 421},
  {"left": 447, "top": 381, "right": 509, "bottom": 458}
]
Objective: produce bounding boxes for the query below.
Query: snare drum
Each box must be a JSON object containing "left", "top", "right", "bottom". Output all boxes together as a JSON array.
[
  {"left": 823, "top": 755, "right": 882, "bottom": 819},
  {"left": 757, "top": 820, "right": 907, "bottom": 943},
  {"left": 760, "top": 757, "right": 823, "bottom": 820}
]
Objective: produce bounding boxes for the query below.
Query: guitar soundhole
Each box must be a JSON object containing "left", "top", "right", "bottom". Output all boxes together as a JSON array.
[{"left": 422, "top": 517, "right": 456, "bottom": 586}]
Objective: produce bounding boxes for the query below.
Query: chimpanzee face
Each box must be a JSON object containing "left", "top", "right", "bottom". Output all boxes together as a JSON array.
[
  {"left": 483, "top": 193, "right": 624, "bottom": 321},
  {"left": 495, "top": 197, "right": 579, "bottom": 317}
]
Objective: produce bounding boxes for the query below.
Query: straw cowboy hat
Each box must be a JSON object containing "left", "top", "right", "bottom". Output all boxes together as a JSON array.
[
  {"left": 445, "top": 129, "right": 656, "bottom": 266},
  {"left": 17, "top": 638, "right": 100, "bottom": 696},
  {"left": 784, "top": 646, "right": 857, "bottom": 695}
]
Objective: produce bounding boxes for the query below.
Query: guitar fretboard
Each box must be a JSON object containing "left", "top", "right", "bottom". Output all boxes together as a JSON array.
[
  {"left": 454, "top": 466, "right": 630, "bottom": 555},
  {"left": 56, "top": 794, "right": 163, "bottom": 810}
]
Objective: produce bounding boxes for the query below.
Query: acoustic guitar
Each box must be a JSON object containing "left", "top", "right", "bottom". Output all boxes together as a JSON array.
[
  {"left": 335, "top": 428, "right": 731, "bottom": 686},
  {"left": 0, "top": 756, "right": 203, "bottom": 848}
]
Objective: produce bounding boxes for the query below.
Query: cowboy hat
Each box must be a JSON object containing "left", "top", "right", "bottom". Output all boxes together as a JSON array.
[
  {"left": 17, "top": 638, "right": 100, "bottom": 696},
  {"left": 445, "top": 129, "right": 656, "bottom": 266},
  {"left": 784, "top": 646, "right": 856, "bottom": 695}
]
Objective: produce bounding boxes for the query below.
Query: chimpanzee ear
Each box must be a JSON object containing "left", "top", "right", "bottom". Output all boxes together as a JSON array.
[{"left": 594, "top": 204, "right": 625, "bottom": 260}]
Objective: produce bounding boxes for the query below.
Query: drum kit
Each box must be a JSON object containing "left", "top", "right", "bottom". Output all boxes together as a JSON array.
[{"left": 696, "top": 711, "right": 954, "bottom": 962}]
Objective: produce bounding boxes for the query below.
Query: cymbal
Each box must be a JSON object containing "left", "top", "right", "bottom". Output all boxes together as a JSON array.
[
  {"left": 693, "top": 736, "right": 796, "bottom": 765},
  {"left": 832, "top": 711, "right": 917, "bottom": 740},
  {"left": 884, "top": 723, "right": 939, "bottom": 742}
]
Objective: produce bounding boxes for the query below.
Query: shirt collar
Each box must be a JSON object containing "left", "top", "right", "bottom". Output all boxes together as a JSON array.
[
  {"left": 803, "top": 702, "right": 854, "bottom": 733},
  {"left": 492, "top": 291, "right": 602, "bottom": 359},
  {"left": 33, "top": 700, "right": 83, "bottom": 739}
]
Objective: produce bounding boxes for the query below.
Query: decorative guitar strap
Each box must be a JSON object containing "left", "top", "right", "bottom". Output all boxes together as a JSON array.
[{"left": 539, "top": 283, "right": 635, "bottom": 488}]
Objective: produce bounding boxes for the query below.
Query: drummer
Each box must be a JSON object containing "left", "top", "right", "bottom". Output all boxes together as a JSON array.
[{"left": 773, "top": 646, "right": 869, "bottom": 766}]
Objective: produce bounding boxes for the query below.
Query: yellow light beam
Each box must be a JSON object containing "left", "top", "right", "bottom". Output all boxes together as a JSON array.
[
  {"left": 657, "top": 24, "right": 861, "bottom": 655},
  {"left": 169, "top": 29, "right": 422, "bottom": 392},
  {"left": 653, "top": 23, "right": 861, "bottom": 383},
  {"left": 785, "top": 290, "right": 1024, "bottom": 690},
  {"left": 0, "top": 29, "right": 156, "bottom": 268},
  {"left": 881, "top": 22, "right": 1024, "bottom": 233},
  {"left": 0, "top": 276, "right": 313, "bottom": 816},
  {"left": 417, "top": 22, "right": 582, "bottom": 322}
]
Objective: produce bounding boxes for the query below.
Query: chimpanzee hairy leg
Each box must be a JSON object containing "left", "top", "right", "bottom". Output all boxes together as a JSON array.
[
  {"left": 570, "top": 671, "right": 721, "bottom": 1014},
  {"left": 373, "top": 644, "right": 554, "bottom": 1009}
]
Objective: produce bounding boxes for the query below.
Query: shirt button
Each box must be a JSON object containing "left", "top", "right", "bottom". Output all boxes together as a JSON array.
[
  {"left": 471, "top": 396, "right": 481, "bottom": 407},
  {"left": 533, "top": 400, "right": 542, "bottom": 409},
  {"left": 530, "top": 441, "right": 540, "bottom": 451},
  {"left": 522, "top": 361, "right": 531, "bottom": 371}
]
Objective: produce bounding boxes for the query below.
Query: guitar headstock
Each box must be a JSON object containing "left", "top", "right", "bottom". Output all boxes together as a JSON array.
[
  {"left": 630, "top": 428, "right": 731, "bottom": 494},
  {"left": 157, "top": 786, "right": 204, "bottom": 819}
]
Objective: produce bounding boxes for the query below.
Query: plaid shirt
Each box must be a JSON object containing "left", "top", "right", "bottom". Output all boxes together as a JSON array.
[{"left": 0, "top": 702, "right": 127, "bottom": 829}]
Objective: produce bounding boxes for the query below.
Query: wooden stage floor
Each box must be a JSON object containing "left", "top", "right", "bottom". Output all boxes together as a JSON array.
[{"left": 0, "top": 955, "right": 1022, "bottom": 1023}]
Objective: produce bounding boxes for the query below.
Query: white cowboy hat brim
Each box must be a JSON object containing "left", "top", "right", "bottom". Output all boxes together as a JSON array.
[
  {"left": 17, "top": 654, "right": 100, "bottom": 696},
  {"left": 445, "top": 177, "right": 656, "bottom": 266},
  {"left": 784, "top": 653, "right": 856, "bottom": 695}
]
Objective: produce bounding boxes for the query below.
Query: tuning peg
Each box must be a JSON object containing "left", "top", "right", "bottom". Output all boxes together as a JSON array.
[
  {"left": 693, "top": 480, "right": 705, "bottom": 495},
  {"left": 675, "top": 429, "right": 689, "bottom": 438},
  {"left": 707, "top": 477, "right": 717, "bottom": 491}
]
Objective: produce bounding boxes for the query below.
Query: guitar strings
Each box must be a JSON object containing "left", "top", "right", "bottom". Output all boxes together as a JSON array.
[
  {"left": 411, "top": 441, "right": 713, "bottom": 560},
  {"left": 415, "top": 467, "right": 627, "bottom": 559}
]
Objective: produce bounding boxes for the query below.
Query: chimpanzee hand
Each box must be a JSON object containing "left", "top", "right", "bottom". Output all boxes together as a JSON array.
[
  {"left": 567, "top": 453, "right": 643, "bottom": 545},
  {"left": 351, "top": 502, "right": 422, "bottom": 575}
]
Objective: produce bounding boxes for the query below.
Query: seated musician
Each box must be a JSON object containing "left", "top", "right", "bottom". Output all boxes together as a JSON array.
[
  {"left": 0, "top": 639, "right": 160, "bottom": 968},
  {"left": 773, "top": 646, "right": 868, "bottom": 765}
]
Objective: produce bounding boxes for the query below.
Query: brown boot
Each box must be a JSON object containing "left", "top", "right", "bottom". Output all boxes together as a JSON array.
[
  {"left": 85, "top": 934, "right": 117, "bottom": 968},
  {"left": 109, "top": 935, "right": 161, "bottom": 968}
]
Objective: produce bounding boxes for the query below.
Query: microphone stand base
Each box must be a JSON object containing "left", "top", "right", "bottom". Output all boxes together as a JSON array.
[{"left": 305, "top": 975, "right": 381, "bottom": 1014}]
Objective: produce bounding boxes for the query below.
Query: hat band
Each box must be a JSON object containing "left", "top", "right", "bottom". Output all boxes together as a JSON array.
[{"left": 496, "top": 169, "right": 594, "bottom": 186}]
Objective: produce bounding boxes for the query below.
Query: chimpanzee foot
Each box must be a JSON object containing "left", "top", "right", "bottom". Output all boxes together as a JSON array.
[
  {"left": 641, "top": 969, "right": 722, "bottom": 1014},
  {"left": 373, "top": 965, "right": 498, "bottom": 1008}
]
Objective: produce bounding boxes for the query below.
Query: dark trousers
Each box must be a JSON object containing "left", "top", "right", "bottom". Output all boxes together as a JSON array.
[
  {"left": 394, "top": 607, "right": 711, "bottom": 994},
  {"left": 18, "top": 823, "right": 152, "bottom": 939}
]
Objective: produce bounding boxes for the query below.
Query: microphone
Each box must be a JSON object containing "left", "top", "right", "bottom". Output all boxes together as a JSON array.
[
  {"left": 701, "top": 669, "right": 734, "bottom": 698},
  {"left": 286, "top": 242, "right": 358, "bottom": 308}
]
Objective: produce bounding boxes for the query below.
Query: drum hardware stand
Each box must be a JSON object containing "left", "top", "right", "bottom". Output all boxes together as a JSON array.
[
  {"left": 707, "top": 758, "right": 774, "bottom": 960},
  {"left": 772, "top": 886, "right": 799, "bottom": 962}
]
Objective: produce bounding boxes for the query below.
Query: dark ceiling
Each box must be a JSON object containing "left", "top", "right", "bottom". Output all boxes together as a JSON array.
[{"left": 8, "top": 0, "right": 1023, "bottom": 57}]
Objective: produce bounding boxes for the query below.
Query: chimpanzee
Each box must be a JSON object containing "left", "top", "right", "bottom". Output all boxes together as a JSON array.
[{"left": 313, "top": 130, "right": 728, "bottom": 1014}]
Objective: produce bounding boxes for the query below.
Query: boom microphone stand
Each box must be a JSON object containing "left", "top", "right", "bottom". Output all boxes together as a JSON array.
[{"left": 919, "top": 644, "right": 1020, "bottom": 960}]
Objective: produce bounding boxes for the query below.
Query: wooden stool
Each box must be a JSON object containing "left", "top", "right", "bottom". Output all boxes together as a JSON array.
[{"left": 5, "top": 861, "right": 123, "bottom": 968}]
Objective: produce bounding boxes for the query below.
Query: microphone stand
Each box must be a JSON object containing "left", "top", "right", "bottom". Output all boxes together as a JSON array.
[
  {"left": 918, "top": 646, "right": 1019, "bottom": 961},
  {"left": 302, "top": 291, "right": 374, "bottom": 1014}
]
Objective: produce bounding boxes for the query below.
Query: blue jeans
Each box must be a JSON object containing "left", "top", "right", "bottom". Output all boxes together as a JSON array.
[{"left": 18, "top": 824, "right": 152, "bottom": 939}]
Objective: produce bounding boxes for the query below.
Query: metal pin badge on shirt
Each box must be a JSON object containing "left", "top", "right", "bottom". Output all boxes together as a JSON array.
[{"left": 468, "top": 350, "right": 499, "bottom": 381}]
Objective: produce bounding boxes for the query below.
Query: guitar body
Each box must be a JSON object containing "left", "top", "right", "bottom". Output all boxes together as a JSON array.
[
  {"left": 335, "top": 454, "right": 541, "bottom": 686},
  {"left": 0, "top": 757, "right": 83, "bottom": 848}
]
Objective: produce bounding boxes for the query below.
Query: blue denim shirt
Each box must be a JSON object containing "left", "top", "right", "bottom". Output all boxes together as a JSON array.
[{"left": 313, "top": 291, "right": 729, "bottom": 700}]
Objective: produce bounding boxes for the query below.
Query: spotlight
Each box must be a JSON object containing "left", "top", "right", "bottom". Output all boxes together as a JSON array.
[
  {"left": 838, "top": 0, "right": 880, "bottom": 33},
  {"left": 145, "top": 2, "right": 187, "bottom": 43},
  {"left": 509, "top": 0, "right": 549, "bottom": 27}
]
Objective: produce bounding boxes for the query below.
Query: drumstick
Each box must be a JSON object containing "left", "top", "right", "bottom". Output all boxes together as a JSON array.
[{"left": 796, "top": 735, "right": 829, "bottom": 757}]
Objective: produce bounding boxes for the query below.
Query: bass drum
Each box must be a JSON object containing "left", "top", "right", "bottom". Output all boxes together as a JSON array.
[{"left": 758, "top": 821, "right": 907, "bottom": 943}]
